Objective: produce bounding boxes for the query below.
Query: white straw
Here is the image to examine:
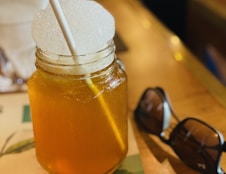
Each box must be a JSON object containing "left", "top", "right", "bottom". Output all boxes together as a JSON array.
[
  {"left": 48, "top": 0, "right": 125, "bottom": 151},
  {"left": 49, "top": 0, "right": 76, "bottom": 55}
]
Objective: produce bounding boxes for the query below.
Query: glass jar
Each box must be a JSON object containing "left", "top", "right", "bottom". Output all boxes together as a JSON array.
[{"left": 27, "top": 40, "right": 128, "bottom": 174}]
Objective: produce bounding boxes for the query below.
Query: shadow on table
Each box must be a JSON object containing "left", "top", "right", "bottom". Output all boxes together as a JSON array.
[
  {"left": 134, "top": 122, "right": 200, "bottom": 174},
  {"left": 114, "top": 32, "right": 128, "bottom": 53}
]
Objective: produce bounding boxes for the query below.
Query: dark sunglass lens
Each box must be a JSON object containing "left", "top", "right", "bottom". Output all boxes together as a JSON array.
[
  {"left": 135, "top": 88, "right": 164, "bottom": 135},
  {"left": 170, "top": 118, "right": 221, "bottom": 173}
]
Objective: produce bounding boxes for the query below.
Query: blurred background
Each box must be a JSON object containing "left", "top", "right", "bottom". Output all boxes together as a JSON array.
[
  {"left": 0, "top": 0, "right": 47, "bottom": 92},
  {"left": 141, "top": 0, "right": 226, "bottom": 85},
  {"left": 1, "top": 0, "right": 226, "bottom": 92}
]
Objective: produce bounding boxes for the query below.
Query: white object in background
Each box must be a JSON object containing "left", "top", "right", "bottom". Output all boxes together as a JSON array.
[{"left": 0, "top": 0, "right": 48, "bottom": 80}]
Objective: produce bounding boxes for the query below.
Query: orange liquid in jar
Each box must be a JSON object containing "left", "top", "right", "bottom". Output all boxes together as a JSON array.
[{"left": 28, "top": 62, "right": 128, "bottom": 174}]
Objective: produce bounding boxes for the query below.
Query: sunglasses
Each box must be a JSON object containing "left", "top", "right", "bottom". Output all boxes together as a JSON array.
[{"left": 134, "top": 87, "right": 226, "bottom": 174}]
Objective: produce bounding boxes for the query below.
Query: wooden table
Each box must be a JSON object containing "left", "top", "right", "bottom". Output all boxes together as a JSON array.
[
  {"left": 1, "top": 0, "right": 226, "bottom": 173},
  {"left": 99, "top": 0, "right": 226, "bottom": 173}
]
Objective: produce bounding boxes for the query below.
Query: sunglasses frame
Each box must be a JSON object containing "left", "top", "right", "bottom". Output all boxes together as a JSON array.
[
  {"left": 170, "top": 117, "right": 225, "bottom": 174},
  {"left": 134, "top": 87, "right": 226, "bottom": 174},
  {"left": 135, "top": 87, "right": 179, "bottom": 139}
]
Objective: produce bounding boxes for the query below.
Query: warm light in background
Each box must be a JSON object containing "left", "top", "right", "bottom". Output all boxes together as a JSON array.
[
  {"left": 170, "top": 35, "right": 180, "bottom": 45},
  {"left": 174, "top": 52, "right": 183, "bottom": 61}
]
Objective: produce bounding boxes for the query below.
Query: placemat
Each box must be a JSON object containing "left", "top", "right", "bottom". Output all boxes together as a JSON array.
[{"left": 0, "top": 93, "right": 143, "bottom": 174}]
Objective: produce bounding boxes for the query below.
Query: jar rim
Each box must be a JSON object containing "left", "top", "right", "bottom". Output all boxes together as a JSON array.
[
  {"left": 35, "top": 40, "right": 116, "bottom": 75},
  {"left": 37, "top": 40, "right": 115, "bottom": 58}
]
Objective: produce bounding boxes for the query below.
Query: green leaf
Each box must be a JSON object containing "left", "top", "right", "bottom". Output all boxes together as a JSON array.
[
  {"left": 0, "top": 132, "right": 16, "bottom": 156},
  {"left": 2, "top": 138, "right": 35, "bottom": 156}
]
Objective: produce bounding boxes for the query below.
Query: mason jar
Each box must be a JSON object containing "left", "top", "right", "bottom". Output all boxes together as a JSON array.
[{"left": 27, "top": 40, "right": 128, "bottom": 174}]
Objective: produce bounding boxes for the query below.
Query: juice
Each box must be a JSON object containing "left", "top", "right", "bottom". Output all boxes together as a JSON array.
[{"left": 28, "top": 48, "right": 128, "bottom": 174}]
